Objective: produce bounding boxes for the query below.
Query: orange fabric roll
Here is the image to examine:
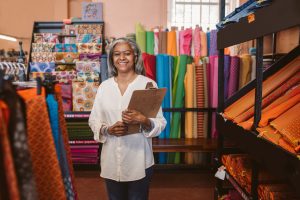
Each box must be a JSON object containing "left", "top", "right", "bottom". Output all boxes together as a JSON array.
[
  {"left": 238, "top": 84, "right": 300, "bottom": 130},
  {"left": 0, "top": 101, "right": 20, "bottom": 200},
  {"left": 184, "top": 64, "right": 194, "bottom": 139},
  {"left": 167, "top": 31, "right": 177, "bottom": 56},
  {"left": 18, "top": 88, "right": 67, "bottom": 200},
  {"left": 195, "top": 64, "right": 205, "bottom": 138},
  {"left": 259, "top": 94, "right": 300, "bottom": 127},
  {"left": 271, "top": 103, "right": 300, "bottom": 147},
  {"left": 224, "top": 58, "right": 300, "bottom": 120},
  {"left": 234, "top": 72, "right": 300, "bottom": 124},
  {"left": 257, "top": 126, "right": 282, "bottom": 145}
]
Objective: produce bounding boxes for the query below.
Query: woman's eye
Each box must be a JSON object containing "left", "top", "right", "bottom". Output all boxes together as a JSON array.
[{"left": 125, "top": 52, "right": 132, "bottom": 56}]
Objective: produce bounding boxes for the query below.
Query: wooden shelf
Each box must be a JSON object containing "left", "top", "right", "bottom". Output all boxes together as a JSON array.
[
  {"left": 152, "top": 138, "right": 218, "bottom": 153},
  {"left": 217, "top": 0, "right": 300, "bottom": 49}
]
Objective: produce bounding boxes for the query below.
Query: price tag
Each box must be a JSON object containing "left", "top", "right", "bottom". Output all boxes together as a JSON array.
[
  {"left": 248, "top": 13, "right": 255, "bottom": 23},
  {"left": 215, "top": 166, "right": 226, "bottom": 180}
]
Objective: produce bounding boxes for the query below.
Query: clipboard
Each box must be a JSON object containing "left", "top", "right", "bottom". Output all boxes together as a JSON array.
[{"left": 126, "top": 82, "right": 167, "bottom": 134}]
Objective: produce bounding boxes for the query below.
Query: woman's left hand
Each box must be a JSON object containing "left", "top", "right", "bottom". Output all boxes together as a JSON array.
[{"left": 122, "top": 109, "right": 146, "bottom": 125}]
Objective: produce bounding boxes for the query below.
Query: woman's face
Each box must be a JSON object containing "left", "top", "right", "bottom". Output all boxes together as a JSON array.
[{"left": 112, "top": 42, "right": 135, "bottom": 74}]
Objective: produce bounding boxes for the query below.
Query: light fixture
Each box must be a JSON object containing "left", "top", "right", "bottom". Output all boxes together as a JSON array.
[{"left": 0, "top": 34, "right": 17, "bottom": 42}]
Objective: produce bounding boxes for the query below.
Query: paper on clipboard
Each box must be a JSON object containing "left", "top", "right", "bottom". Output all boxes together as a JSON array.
[{"left": 126, "top": 87, "right": 167, "bottom": 134}]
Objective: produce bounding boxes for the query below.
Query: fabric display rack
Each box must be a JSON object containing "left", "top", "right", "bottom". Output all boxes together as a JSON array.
[
  {"left": 27, "top": 21, "right": 105, "bottom": 169},
  {"left": 133, "top": 18, "right": 269, "bottom": 165},
  {"left": 0, "top": 74, "right": 78, "bottom": 200},
  {"left": 215, "top": 0, "right": 300, "bottom": 199}
]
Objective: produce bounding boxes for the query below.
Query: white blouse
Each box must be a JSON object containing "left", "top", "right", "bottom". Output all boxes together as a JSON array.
[{"left": 89, "top": 75, "right": 166, "bottom": 181}]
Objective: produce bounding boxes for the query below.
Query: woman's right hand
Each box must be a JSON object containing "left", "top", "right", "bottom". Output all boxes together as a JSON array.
[{"left": 107, "top": 121, "right": 128, "bottom": 137}]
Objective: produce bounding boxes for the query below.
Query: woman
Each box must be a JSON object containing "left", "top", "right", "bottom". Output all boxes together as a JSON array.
[{"left": 89, "top": 37, "right": 166, "bottom": 200}]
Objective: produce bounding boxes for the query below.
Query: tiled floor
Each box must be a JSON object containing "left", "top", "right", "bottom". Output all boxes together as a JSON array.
[{"left": 75, "top": 169, "right": 215, "bottom": 200}]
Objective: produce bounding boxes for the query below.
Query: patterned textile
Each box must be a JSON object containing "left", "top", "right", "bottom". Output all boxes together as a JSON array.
[
  {"left": 33, "top": 33, "right": 59, "bottom": 43},
  {"left": 63, "top": 37, "right": 76, "bottom": 44},
  {"left": 63, "top": 25, "right": 77, "bottom": 35},
  {"left": 54, "top": 44, "right": 77, "bottom": 52},
  {"left": 32, "top": 43, "right": 55, "bottom": 52},
  {"left": 79, "top": 53, "right": 101, "bottom": 61},
  {"left": 75, "top": 24, "right": 103, "bottom": 35},
  {"left": 72, "top": 81, "right": 100, "bottom": 111},
  {"left": 271, "top": 103, "right": 300, "bottom": 147},
  {"left": 195, "top": 64, "right": 205, "bottom": 138},
  {"left": 77, "top": 72, "right": 99, "bottom": 82},
  {"left": 55, "top": 53, "right": 79, "bottom": 63},
  {"left": 0, "top": 101, "right": 20, "bottom": 200},
  {"left": 31, "top": 52, "right": 56, "bottom": 62},
  {"left": 31, "top": 72, "right": 52, "bottom": 81},
  {"left": 209, "top": 30, "right": 218, "bottom": 56},
  {"left": 76, "top": 34, "right": 102, "bottom": 43},
  {"left": 30, "top": 62, "right": 55, "bottom": 73},
  {"left": 77, "top": 43, "right": 102, "bottom": 54},
  {"left": 55, "top": 85, "right": 78, "bottom": 200},
  {"left": 227, "top": 56, "right": 240, "bottom": 98},
  {"left": 8, "top": 95, "right": 38, "bottom": 200},
  {"left": 55, "top": 64, "right": 76, "bottom": 72},
  {"left": 52, "top": 71, "right": 77, "bottom": 83},
  {"left": 18, "top": 88, "right": 67, "bottom": 200},
  {"left": 58, "top": 83, "right": 72, "bottom": 111},
  {"left": 75, "top": 61, "right": 100, "bottom": 74}
]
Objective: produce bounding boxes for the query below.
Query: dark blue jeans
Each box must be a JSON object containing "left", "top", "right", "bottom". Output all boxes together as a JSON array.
[{"left": 104, "top": 167, "right": 153, "bottom": 200}]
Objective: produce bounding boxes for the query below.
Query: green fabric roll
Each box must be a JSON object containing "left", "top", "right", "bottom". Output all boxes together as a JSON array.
[
  {"left": 171, "top": 55, "right": 188, "bottom": 138},
  {"left": 146, "top": 31, "right": 154, "bottom": 55},
  {"left": 135, "top": 23, "right": 146, "bottom": 52}
]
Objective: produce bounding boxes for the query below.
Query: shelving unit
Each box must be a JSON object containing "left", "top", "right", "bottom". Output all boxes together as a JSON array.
[{"left": 216, "top": 0, "right": 300, "bottom": 199}]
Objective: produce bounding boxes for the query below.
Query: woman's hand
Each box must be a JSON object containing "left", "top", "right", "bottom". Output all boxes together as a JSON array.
[
  {"left": 107, "top": 121, "right": 128, "bottom": 137},
  {"left": 122, "top": 109, "right": 152, "bottom": 131}
]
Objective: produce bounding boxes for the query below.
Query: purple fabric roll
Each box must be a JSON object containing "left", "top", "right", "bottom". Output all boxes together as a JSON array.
[
  {"left": 227, "top": 56, "right": 240, "bottom": 98},
  {"left": 79, "top": 53, "right": 101, "bottom": 61},
  {"left": 209, "top": 30, "right": 218, "bottom": 56},
  {"left": 224, "top": 55, "right": 231, "bottom": 99}
]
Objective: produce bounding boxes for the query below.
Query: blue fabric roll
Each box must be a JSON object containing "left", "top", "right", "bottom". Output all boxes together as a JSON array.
[
  {"left": 224, "top": 55, "right": 231, "bottom": 99},
  {"left": 206, "top": 32, "right": 210, "bottom": 56},
  {"left": 100, "top": 54, "right": 109, "bottom": 81}
]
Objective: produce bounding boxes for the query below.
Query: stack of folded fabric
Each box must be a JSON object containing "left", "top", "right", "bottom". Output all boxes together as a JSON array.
[{"left": 223, "top": 59, "right": 300, "bottom": 155}]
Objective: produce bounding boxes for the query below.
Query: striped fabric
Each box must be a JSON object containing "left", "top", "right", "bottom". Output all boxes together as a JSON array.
[{"left": 195, "top": 64, "right": 205, "bottom": 138}]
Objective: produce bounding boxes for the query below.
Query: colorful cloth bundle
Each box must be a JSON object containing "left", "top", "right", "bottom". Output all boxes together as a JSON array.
[
  {"left": 31, "top": 52, "right": 56, "bottom": 62},
  {"left": 76, "top": 34, "right": 102, "bottom": 43},
  {"left": 77, "top": 43, "right": 102, "bottom": 54},
  {"left": 54, "top": 44, "right": 77, "bottom": 52},
  {"left": 32, "top": 43, "right": 55, "bottom": 52},
  {"left": 75, "top": 24, "right": 103, "bottom": 35},
  {"left": 55, "top": 53, "right": 79, "bottom": 63},
  {"left": 33, "top": 33, "right": 59, "bottom": 43},
  {"left": 30, "top": 62, "right": 55, "bottom": 73},
  {"left": 72, "top": 81, "right": 100, "bottom": 111}
]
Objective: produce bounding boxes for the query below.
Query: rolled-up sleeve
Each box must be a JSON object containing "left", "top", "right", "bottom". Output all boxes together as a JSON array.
[
  {"left": 142, "top": 107, "right": 166, "bottom": 138},
  {"left": 88, "top": 85, "right": 108, "bottom": 143}
]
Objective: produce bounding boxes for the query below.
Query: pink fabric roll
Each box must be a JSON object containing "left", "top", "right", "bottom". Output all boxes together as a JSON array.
[{"left": 193, "top": 27, "right": 201, "bottom": 58}]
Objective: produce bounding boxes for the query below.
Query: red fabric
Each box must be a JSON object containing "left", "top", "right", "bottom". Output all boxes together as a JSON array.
[{"left": 142, "top": 53, "right": 156, "bottom": 81}]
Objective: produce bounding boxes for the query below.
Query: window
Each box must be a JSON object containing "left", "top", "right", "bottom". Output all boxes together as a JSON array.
[{"left": 167, "top": 0, "right": 239, "bottom": 31}]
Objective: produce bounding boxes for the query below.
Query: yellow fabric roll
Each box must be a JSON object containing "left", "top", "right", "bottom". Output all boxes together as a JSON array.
[
  {"left": 239, "top": 54, "right": 252, "bottom": 89},
  {"left": 184, "top": 64, "right": 194, "bottom": 139},
  {"left": 135, "top": 23, "right": 146, "bottom": 52},
  {"left": 200, "top": 30, "right": 207, "bottom": 57},
  {"left": 167, "top": 31, "right": 177, "bottom": 56},
  {"left": 224, "top": 57, "right": 300, "bottom": 120}
]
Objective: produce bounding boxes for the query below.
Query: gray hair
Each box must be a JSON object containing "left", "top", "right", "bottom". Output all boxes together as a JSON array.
[{"left": 107, "top": 37, "right": 145, "bottom": 77}]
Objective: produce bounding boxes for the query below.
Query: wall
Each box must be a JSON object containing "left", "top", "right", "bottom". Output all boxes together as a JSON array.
[
  {"left": 69, "top": 0, "right": 167, "bottom": 38},
  {"left": 0, "top": 0, "right": 167, "bottom": 54}
]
